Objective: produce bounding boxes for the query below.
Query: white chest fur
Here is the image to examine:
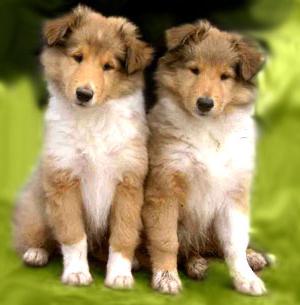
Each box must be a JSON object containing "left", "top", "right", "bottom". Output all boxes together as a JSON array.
[
  {"left": 44, "top": 90, "right": 147, "bottom": 233},
  {"left": 153, "top": 98, "right": 256, "bottom": 230}
]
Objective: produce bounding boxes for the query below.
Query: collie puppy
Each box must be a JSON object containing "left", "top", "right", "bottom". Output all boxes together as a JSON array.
[
  {"left": 13, "top": 5, "right": 153, "bottom": 288},
  {"left": 143, "top": 21, "right": 266, "bottom": 295}
]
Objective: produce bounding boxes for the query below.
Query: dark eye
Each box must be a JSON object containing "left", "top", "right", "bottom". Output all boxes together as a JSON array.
[
  {"left": 190, "top": 67, "right": 200, "bottom": 75},
  {"left": 220, "top": 73, "right": 230, "bottom": 80},
  {"left": 73, "top": 54, "right": 83, "bottom": 63},
  {"left": 103, "top": 63, "right": 114, "bottom": 71}
]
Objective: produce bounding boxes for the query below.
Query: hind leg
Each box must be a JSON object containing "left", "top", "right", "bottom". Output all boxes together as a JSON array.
[
  {"left": 247, "top": 248, "right": 269, "bottom": 272},
  {"left": 185, "top": 255, "right": 208, "bottom": 280},
  {"left": 13, "top": 169, "right": 54, "bottom": 266},
  {"left": 183, "top": 249, "right": 268, "bottom": 280},
  {"left": 23, "top": 248, "right": 50, "bottom": 267},
  {"left": 184, "top": 250, "right": 267, "bottom": 280}
]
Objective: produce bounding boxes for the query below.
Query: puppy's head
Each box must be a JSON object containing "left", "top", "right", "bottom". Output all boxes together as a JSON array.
[
  {"left": 41, "top": 5, "right": 153, "bottom": 107},
  {"left": 157, "top": 20, "right": 265, "bottom": 117}
]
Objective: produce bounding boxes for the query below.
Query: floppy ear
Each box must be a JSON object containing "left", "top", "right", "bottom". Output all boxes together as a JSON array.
[
  {"left": 125, "top": 39, "right": 154, "bottom": 74},
  {"left": 115, "top": 19, "right": 153, "bottom": 74},
  {"left": 165, "top": 20, "right": 211, "bottom": 50},
  {"left": 232, "top": 35, "right": 265, "bottom": 81},
  {"left": 43, "top": 5, "right": 89, "bottom": 46}
]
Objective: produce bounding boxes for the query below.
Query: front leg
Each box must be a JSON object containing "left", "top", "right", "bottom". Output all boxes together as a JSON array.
[
  {"left": 215, "top": 195, "right": 266, "bottom": 295},
  {"left": 44, "top": 167, "right": 92, "bottom": 286},
  {"left": 143, "top": 171, "right": 187, "bottom": 294},
  {"left": 105, "top": 172, "right": 143, "bottom": 289}
]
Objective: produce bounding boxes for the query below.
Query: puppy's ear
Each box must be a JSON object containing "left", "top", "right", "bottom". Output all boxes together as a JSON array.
[
  {"left": 43, "top": 5, "right": 90, "bottom": 46},
  {"left": 165, "top": 20, "right": 211, "bottom": 50},
  {"left": 232, "top": 35, "right": 265, "bottom": 81},
  {"left": 125, "top": 39, "right": 154, "bottom": 74},
  {"left": 115, "top": 18, "right": 153, "bottom": 74}
]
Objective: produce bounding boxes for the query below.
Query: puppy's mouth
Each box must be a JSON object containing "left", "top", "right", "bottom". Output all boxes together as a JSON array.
[
  {"left": 195, "top": 109, "right": 209, "bottom": 117},
  {"left": 195, "top": 108, "right": 219, "bottom": 117},
  {"left": 75, "top": 101, "right": 91, "bottom": 107},
  {"left": 74, "top": 98, "right": 97, "bottom": 108}
]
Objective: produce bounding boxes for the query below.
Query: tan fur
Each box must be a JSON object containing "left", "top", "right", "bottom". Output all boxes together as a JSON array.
[
  {"left": 165, "top": 20, "right": 211, "bottom": 50},
  {"left": 43, "top": 5, "right": 91, "bottom": 46},
  {"left": 108, "top": 138, "right": 148, "bottom": 261},
  {"left": 13, "top": 160, "right": 84, "bottom": 252},
  {"left": 109, "top": 171, "right": 144, "bottom": 260},
  {"left": 156, "top": 20, "right": 263, "bottom": 118},
  {"left": 42, "top": 159, "right": 85, "bottom": 245},
  {"left": 228, "top": 181, "right": 251, "bottom": 213},
  {"left": 143, "top": 168, "right": 188, "bottom": 271},
  {"left": 185, "top": 255, "right": 208, "bottom": 280},
  {"left": 13, "top": 168, "right": 54, "bottom": 254},
  {"left": 41, "top": 5, "right": 153, "bottom": 105},
  {"left": 13, "top": 5, "right": 152, "bottom": 280},
  {"left": 143, "top": 20, "right": 265, "bottom": 288}
]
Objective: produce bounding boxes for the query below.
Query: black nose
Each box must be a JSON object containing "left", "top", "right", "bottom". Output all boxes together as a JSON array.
[
  {"left": 76, "top": 86, "right": 94, "bottom": 103},
  {"left": 197, "top": 97, "right": 214, "bottom": 112}
]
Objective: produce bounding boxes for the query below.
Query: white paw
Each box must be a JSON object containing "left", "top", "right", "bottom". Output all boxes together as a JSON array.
[
  {"left": 62, "top": 270, "right": 93, "bottom": 286},
  {"left": 152, "top": 270, "right": 182, "bottom": 294},
  {"left": 23, "top": 248, "right": 49, "bottom": 266},
  {"left": 61, "top": 236, "right": 92, "bottom": 286},
  {"left": 105, "top": 274, "right": 134, "bottom": 289},
  {"left": 105, "top": 247, "right": 134, "bottom": 289},
  {"left": 234, "top": 273, "right": 267, "bottom": 296}
]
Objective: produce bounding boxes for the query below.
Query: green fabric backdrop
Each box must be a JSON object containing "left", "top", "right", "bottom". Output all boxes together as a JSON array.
[{"left": 1, "top": 0, "right": 300, "bottom": 304}]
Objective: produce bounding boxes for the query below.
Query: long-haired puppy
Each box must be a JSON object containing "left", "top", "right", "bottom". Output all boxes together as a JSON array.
[
  {"left": 143, "top": 21, "right": 266, "bottom": 295},
  {"left": 13, "top": 5, "right": 153, "bottom": 288}
]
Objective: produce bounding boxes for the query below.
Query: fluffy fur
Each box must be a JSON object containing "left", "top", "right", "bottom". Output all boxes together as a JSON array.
[
  {"left": 143, "top": 20, "right": 266, "bottom": 295},
  {"left": 13, "top": 5, "right": 153, "bottom": 288}
]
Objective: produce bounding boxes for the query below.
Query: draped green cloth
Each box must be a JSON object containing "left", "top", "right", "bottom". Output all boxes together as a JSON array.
[{"left": 1, "top": 0, "right": 300, "bottom": 304}]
